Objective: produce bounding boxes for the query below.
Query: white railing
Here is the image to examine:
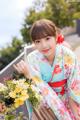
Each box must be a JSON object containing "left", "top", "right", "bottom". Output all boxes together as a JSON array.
[
  {"left": 0, "top": 52, "right": 24, "bottom": 75},
  {"left": 0, "top": 44, "right": 35, "bottom": 81}
]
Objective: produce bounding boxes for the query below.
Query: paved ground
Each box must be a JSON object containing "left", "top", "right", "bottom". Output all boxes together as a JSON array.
[
  {"left": 74, "top": 47, "right": 80, "bottom": 62},
  {"left": 65, "top": 34, "right": 80, "bottom": 62}
]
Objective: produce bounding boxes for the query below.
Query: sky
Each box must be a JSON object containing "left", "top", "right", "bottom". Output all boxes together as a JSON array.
[{"left": 0, "top": 0, "right": 34, "bottom": 48}]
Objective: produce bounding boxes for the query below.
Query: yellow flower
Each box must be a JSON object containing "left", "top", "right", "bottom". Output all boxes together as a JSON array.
[
  {"left": 9, "top": 91, "right": 16, "bottom": 98},
  {"left": 21, "top": 90, "right": 29, "bottom": 100},
  {"left": 15, "top": 86, "right": 23, "bottom": 93},
  {"left": 32, "top": 76, "right": 42, "bottom": 83},
  {"left": 64, "top": 55, "right": 73, "bottom": 65},
  {"left": 21, "top": 90, "right": 27, "bottom": 95},
  {"left": 21, "top": 96, "right": 28, "bottom": 101},
  {"left": 25, "top": 82, "right": 29, "bottom": 87},
  {"left": 14, "top": 98, "right": 24, "bottom": 108}
]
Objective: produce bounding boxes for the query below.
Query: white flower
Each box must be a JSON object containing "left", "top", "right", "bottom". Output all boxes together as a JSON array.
[
  {"left": 12, "top": 79, "right": 26, "bottom": 85},
  {"left": 0, "top": 83, "right": 7, "bottom": 92}
]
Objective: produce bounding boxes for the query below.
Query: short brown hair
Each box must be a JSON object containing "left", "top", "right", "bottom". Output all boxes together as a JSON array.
[{"left": 30, "top": 19, "right": 57, "bottom": 42}]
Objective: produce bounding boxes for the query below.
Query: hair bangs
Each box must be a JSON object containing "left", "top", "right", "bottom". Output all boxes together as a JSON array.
[{"left": 30, "top": 19, "right": 57, "bottom": 41}]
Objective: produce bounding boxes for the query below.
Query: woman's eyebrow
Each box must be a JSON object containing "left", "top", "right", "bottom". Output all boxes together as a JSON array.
[{"left": 35, "top": 39, "right": 40, "bottom": 41}]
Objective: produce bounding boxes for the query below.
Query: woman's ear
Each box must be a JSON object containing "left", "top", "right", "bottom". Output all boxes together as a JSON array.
[
  {"left": 32, "top": 42, "right": 36, "bottom": 49},
  {"left": 32, "top": 41, "right": 34, "bottom": 44}
]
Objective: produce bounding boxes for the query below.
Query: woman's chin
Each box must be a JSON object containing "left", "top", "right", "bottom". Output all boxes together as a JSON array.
[{"left": 43, "top": 52, "right": 52, "bottom": 57}]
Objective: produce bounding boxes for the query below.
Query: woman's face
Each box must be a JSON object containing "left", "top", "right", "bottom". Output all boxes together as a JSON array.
[{"left": 34, "top": 36, "right": 56, "bottom": 58}]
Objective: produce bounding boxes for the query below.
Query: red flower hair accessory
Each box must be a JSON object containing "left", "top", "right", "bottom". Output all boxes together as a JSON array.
[{"left": 57, "top": 34, "right": 64, "bottom": 44}]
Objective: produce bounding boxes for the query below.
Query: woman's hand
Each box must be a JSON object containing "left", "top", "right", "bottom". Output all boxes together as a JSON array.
[
  {"left": 13, "top": 60, "right": 31, "bottom": 79},
  {"left": 0, "top": 103, "right": 6, "bottom": 112}
]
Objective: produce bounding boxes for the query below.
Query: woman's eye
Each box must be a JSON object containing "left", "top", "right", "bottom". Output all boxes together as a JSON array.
[
  {"left": 35, "top": 40, "right": 40, "bottom": 44},
  {"left": 46, "top": 37, "right": 50, "bottom": 41}
]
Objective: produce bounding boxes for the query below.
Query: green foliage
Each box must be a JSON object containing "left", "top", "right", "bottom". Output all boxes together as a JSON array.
[
  {"left": 20, "top": 0, "right": 52, "bottom": 43},
  {"left": 5, "top": 113, "right": 15, "bottom": 120},
  {"left": 0, "top": 37, "right": 24, "bottom": 70},
  {"left": 4, "top": 111, "right": 27, "bottom": 120},
  {"left": 20, "top": 8, "right": 52, "bottom": 43},
  {"left": 69, "top": 2, "right": 80, "bottom": 19},
  {"left": 47, "top": 0, "right": 80, "bottom": 27},
  {"left": 27, "top": 87, "right": 40, "bottom": 108},
  {"left": 12, "top": 71, "right": 25, "bottom": 80},
  {"left": 21, "top": 0, "right": 80, "bottom": 44}
]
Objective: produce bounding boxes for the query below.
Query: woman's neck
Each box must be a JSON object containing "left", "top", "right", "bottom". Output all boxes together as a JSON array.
[{"left": 46, "top": 54, "right": 55, "bottom": 66}]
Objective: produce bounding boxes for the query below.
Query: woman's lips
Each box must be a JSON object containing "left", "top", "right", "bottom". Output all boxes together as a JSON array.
[{"left": 41, "top": 49, "right": 50, "bottom": 53}]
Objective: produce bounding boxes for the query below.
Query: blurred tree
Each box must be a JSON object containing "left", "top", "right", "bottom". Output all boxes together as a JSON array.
[
  {"left": 47, "top": 0, "right": 80, "bottom": 27},
  {"left": 20, "top": 0, "right": 52, "bottom": 43},
  {"left": 69, "top": 1, "right": 80, "bottom": 19},
  {"left": 0, "top": 37, "right": 24, "bottom": 70},
  {"left": 21, "top": 0, "right": 80, "bottom": 43}
]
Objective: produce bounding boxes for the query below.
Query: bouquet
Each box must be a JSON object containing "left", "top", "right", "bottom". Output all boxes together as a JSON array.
[{"left": 0, "top": 72, "right": 42, "bottom": 120}]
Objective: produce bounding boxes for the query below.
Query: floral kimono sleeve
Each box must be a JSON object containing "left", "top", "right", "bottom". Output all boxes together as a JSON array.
[
  {"left": 63, "top": 46, "right": 80, "bottom": 104},
  {"left": 27, "top": 52, "right": 42, "bottom": 79}
]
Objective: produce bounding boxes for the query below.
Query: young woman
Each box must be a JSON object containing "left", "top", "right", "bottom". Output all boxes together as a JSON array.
[{"left": 0, "top": 19, "right": 80, "bottom": 120}]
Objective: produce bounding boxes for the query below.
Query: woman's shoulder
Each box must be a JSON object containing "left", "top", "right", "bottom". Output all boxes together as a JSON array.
[
  {"left": 56, "top": 45, "right": 77, "bottom": 67},
  {"left": 57, "top": 44, "right": 76, "bottom": 57},
  {"left": 27, "top": 50, "right": 38, "bottom": 57}
]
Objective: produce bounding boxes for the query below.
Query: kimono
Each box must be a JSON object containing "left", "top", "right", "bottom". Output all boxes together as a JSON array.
[{"left": 26, "top": 44, "right": 80, "bottom": 120}]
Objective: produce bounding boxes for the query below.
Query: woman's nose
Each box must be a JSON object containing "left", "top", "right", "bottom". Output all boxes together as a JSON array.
[{"left": 41, "top": 40, "right": 47, "bottom": 48}]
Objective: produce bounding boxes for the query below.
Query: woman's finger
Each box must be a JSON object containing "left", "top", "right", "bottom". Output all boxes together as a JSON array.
[
  {"left": 19, "top": 62, "right": 29, "bottom": 72},
  {"left": 17, "top": 63, "right": 27, "bottom": 73},
  {"left": 13, "top": 62, "right": 29, "bottom": 75},
  {"left": 13, "top": 64, "right": 22, "bottom": 73}
]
